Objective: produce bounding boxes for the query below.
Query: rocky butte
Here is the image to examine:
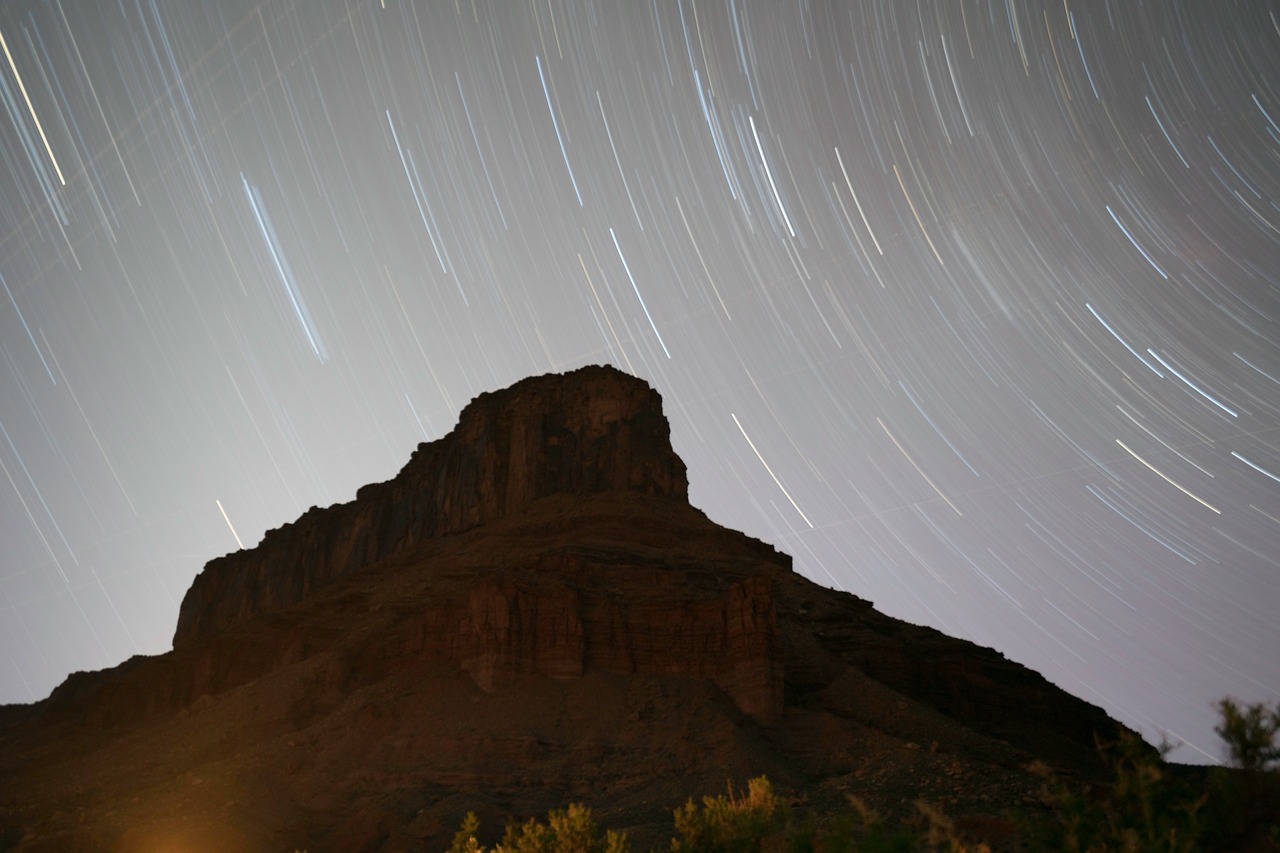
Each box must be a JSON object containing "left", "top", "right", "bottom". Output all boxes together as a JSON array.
[{"left": 0, "top": 365, "right": 1138, "bottom": 852}]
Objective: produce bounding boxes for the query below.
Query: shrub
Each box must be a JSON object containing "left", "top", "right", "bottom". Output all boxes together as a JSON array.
[
  {"left": 443, "top": 696, "right": 1280, "bottom": 853},
  {"left": 448, "top": 804, "right": 628, "bottom": 853},
  {"left": 449, "top": 812, "right": 485, "bottom": 853},
  {"left": 1215, "top": 698, "right": 1280, "bottom": 772},
  {"left": 670, "top": 776, "right": 778, "bottom": 853},
  {"left": 1022, "top": 733, "right": 1207, "bottom": 852}
]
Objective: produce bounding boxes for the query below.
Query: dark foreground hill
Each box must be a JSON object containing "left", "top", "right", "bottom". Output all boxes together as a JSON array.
[{"left": 0, "top": 365, "right": 1142, "bottom": 852}]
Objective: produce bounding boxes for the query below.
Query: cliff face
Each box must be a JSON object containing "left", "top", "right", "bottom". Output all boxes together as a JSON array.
[
  {"left": 173, "top": 365, "right": 687, "bottom": 648},
  {"left": 0, "top": 365, "right": 1147, "bottom": 853},
  {"left": 452, "top": 570, "right": 781, "bottom": 723}
]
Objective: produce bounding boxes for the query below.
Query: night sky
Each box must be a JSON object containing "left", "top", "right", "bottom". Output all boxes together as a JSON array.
[{"left": 0, "top": 0, "right": 1276, "bottom": 764}]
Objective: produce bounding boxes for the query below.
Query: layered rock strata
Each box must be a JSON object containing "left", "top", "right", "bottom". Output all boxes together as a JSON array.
[
  {"left": 174, "top": 365, "right": 687, "bottom": 647},
  {"left": 0, "top": 365, "right": 1148, "bottom": 853}
]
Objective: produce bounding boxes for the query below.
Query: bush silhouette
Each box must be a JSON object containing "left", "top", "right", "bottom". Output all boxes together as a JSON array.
[
  {"left": 443, "top": 697, "right": 1280, "bottom": 852},
  {"left": 1215, "top": 697, "right": 1280, "bottom": 772}
]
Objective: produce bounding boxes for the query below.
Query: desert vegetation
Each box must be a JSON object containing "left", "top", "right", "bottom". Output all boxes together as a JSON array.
[{"left": 440, "top": 698, "right": 1279, "bottom": 852}]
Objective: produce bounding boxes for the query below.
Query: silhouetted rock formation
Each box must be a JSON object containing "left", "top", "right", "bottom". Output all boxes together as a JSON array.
[
  {"left": 0, "top": 365, "right": 1141, "bottom": 852},
  {"left": 173, "top": 365, "right": 687, "bottom": 648}
]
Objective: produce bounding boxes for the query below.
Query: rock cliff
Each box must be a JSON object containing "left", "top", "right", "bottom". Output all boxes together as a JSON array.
[
  {"left": 173, "top": 365, "right": 687, "bottom": 648},
  {"left": 454, "top": 570, "right": 781, "bottom": 723},
  {"left": 0, "top": 365, "right": 1145, "bottom": 852}
]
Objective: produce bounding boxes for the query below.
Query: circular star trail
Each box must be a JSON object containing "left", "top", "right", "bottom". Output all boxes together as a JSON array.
[{"left": 0, "top": 0, "right": 1276, "bottom": 763}]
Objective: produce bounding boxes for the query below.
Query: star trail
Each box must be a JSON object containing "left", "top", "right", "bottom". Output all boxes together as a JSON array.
[{"left": 0, "top": 0, "right": 1276, "bottom": 764}]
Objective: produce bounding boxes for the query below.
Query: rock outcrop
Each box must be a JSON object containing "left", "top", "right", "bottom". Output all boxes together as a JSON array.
[
  {"left": 0, "top": 365, "right": 1147, "bottom": 853},
  {"left": 173, "top": 365, "right": 687, "bottom": 648},
  {"left": 454, "top": 569, "right": 781, "bottom": 723}
]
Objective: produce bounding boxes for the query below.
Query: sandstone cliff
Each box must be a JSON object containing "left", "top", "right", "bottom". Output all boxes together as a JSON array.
[
  {"left": 173, "top": 365, "right": 687, "bottom": 648},
  {"left": 0, "top": 365, "right": 1142, "bottom": 853}
]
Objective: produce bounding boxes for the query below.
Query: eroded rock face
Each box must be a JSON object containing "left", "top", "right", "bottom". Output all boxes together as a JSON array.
[
  {"left": 455, "top": 571, "right": 782, "bottom": 723},
  {"left": 0, "top": 366, "right": 1152, "bottom": 853},
  {"left": 173, "top": 365, "right": 687, "bottom": 648}
]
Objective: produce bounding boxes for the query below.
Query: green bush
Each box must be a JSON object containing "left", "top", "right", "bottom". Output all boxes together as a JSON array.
[
  {"left": 448, "top": 803, "right": 628, "bottom": 853},
  {"left": 670, "top": 776, "right": 778, "bottom": 852}
]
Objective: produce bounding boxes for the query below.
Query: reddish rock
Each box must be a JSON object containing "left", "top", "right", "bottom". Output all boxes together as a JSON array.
[
  {"left": 0, "top": 366, "right": 1145, "bottom": 852},
  {"left": 173, "top": 365, "right": 687, "bottom": 648}
]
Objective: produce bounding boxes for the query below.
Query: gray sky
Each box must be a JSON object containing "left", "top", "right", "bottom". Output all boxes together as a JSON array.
[{"left": 0, "top": 0, "right": 1276, "bottom": 764}]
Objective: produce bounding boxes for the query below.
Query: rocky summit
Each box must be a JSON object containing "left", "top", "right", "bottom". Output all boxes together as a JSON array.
[{"left": 0, "top": 365, "right": 1138, "bottom": 852}]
